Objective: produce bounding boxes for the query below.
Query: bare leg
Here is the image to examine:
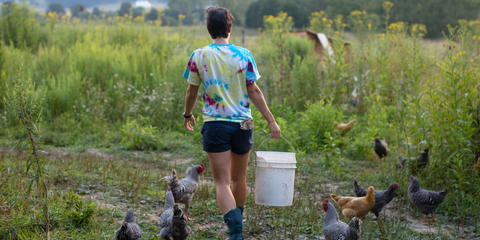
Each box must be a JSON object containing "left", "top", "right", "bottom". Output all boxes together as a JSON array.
[
  {"left": 231, "top": 151, "right": 250, "bottom": 208},
  {"left": 208, "top": 151, "right": 236, "bottom": 215}
]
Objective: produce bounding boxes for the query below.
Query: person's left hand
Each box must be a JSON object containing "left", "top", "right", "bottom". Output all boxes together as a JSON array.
[{"left": 184, "top": 115, "right": 196, "bottom": 131}]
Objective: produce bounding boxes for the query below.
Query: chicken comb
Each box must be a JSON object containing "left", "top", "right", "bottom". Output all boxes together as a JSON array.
[
  {"left": 197, "top": 163, "right": 206, "bottom": 174},
  {"left": 322, "top": 199, "right": 329, "bottom": 212}
]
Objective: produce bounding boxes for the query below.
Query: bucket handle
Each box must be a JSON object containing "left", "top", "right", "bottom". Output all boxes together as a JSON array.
[{"left": 254, "top": 129, "right": 296, "bottom": 154}]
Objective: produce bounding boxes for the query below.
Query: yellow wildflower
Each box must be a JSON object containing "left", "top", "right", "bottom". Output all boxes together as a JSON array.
[
  {"left": 383, "top": 1, "right": 394, "bottom": 12},
  {"left": 48, "top": 11, "right": 57, "bottom": 19},
  {"left": 351, "top": 10, "right": 363, "bottom": 16}
]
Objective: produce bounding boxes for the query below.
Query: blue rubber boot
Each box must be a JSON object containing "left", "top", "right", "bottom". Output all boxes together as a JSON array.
[
  {"left": 223, "top": 208, "right": 243, "bottom": 240},
  {"left": 237, "top": 206, "right": 244, "bottom": 216}
]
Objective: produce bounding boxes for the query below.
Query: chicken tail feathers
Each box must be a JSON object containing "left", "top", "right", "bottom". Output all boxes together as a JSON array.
[
  {"left": 353, "top": 180, "right": 366, "bottom": 197},
  {"left": 161, "top": 169, "right": 178, "bottom": 186},
  {"left": 330, "top": 194, "right": 340, "bottom": 205},
  {"left": 348, "top": 217, "right": 362, "bottom": 237},
  {"left": 348, "top": 217, "right": 361, "bottom": 230}
]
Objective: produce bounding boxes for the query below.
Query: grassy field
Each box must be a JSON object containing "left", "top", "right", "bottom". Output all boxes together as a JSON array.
[{"left": 1, "top": 3, "right": 480, "bottom": 240}]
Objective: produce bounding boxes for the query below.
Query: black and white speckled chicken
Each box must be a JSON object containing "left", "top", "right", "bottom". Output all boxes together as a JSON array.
[
  {"left": 323, "top": 199, "right": 362, "bottom": 240},
  {"left": 160, "top": 190, "right": 175, "bottom": 239},
  {"left": 354, "top": 180, "right": 399, "bottom": 217},
  {"left": 162, "top": 164, "right": 205, "bottom": 219},
  {"left": 171, "top": 204, "right": 191, "bottom": 240},
  {"left": 116, "top": 209, "right": 142, "bottom": 240},
  {"left": 408, "top": 176, "right": 447, "bottom": 222}
]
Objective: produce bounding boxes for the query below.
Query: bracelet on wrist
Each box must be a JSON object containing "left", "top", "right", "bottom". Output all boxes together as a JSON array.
[{"left": 183, "top": 113, "right": 193, "bottom": 119}]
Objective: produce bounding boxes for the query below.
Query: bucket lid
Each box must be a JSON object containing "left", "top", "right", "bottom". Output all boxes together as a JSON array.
[{"left": 256, "top": 151, "right": 296, "bottom": 164}]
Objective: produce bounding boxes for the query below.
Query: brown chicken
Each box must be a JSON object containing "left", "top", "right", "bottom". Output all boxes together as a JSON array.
[
  {"left": 162, "top": 164, "right": 205, "bottom": 219},
  {"left": 335, "top": 119, "right": 357, "bottom": 134},
  {"left": 330, "top": 186, "right": 376, "bottom": 219}
]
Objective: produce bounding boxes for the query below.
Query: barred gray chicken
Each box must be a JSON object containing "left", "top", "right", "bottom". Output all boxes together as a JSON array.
[
  {"left": 163, "top": 164, "right": 205, "bottom": 219},
  {"left": 323, "top": 199, "right": 362, "bottom": 240},
  {"left": 116, "top": 209, "right": 142, "bottom": 240},
  {"left": 171, "top": 204, "right": 191, "bottom": 240},
  {"left": 408, "top": 176, "right": 447, "bottom": 222},
  {"left": 160, "top": 190, "right": 175, "bottom": 239}
]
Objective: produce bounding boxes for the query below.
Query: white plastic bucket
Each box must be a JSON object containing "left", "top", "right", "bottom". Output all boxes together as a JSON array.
[{"left": 254, "top": 151, "right": 296, "bottom": 206}]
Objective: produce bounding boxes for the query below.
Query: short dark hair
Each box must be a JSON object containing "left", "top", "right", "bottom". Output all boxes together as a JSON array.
[{"left": 205, "top": 6, "right": 234, "bottom": 39}]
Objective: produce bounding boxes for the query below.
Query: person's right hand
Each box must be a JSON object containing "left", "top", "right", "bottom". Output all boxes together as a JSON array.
[{"left": 268, "top": 121, "right": 281, "bottom": 139}]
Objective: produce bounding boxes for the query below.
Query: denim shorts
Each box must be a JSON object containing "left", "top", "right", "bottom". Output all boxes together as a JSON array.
[{"left": 201, "top": 121, "right": 254, "bottom": 154}]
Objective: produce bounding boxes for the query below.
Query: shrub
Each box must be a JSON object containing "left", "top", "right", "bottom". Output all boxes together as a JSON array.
[
  {"left": 55, "top": 191, "right": 96, "bottom": 229},
  {"left": 121, "top": 118, "right": 160, "bottom": 151},
  {"left": 295, "top": 100, "right": 344, "bottom": 152}
]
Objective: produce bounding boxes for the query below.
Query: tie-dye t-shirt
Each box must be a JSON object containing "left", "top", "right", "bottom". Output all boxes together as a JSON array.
[{"left": 183, "top": 43, "right": 261, "bottom": 123}]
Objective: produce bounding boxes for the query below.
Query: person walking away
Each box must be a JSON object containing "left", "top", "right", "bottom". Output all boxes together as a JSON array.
[{"left": 182, "top": 6, "right": 281, "bottom": 240}]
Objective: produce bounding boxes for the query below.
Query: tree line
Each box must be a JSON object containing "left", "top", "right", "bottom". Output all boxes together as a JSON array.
[
  {"left": 20, "top": 0, "right": 480, "bottom": 38},
  {"left": 244, "top": 0, "right": 480, "bottom": 38}
]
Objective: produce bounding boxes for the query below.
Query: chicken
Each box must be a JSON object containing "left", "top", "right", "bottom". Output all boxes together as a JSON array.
[
  {"left": 160, "top": 190, "right": 175, "bottom": 239},
  {"left": 330, "top": 186, "right": 375, "bottom": 219},
  {"left": 353, "top": 181, "right": 399, "bottom": 217},
  {"left": 398, "top": 148, "right": 429, "bottom": 169},
  {"left": 374, "top": 138, "right": 389, "bottom": 160},
  {"left": 322, "top": 199, "right": 362, "bottom": 240},
  {"left": 335, "top": 119, "right": 357, "bottom": 134},
  {"left": 416, "top": 148, "right": 429, "bottom": 168},
  {"left": 116, "top": 209, "right": 142, "bottom": 240},
  {"left": 408, "top": 176, "right": 447, "bottom": 222},
  {"left": 171, "top": 204, "right": 191, "bottom": 240},
  {"left": 163, "top": 164, "right": 206, "bottom": 219}
]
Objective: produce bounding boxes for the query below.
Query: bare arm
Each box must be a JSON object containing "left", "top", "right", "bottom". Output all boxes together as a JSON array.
[
  {"left": 184, "top": 84, "right": 199, "bottom": 131},
  {"left": 247, "top": 82, "right": 281, "bottom": 138}
]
